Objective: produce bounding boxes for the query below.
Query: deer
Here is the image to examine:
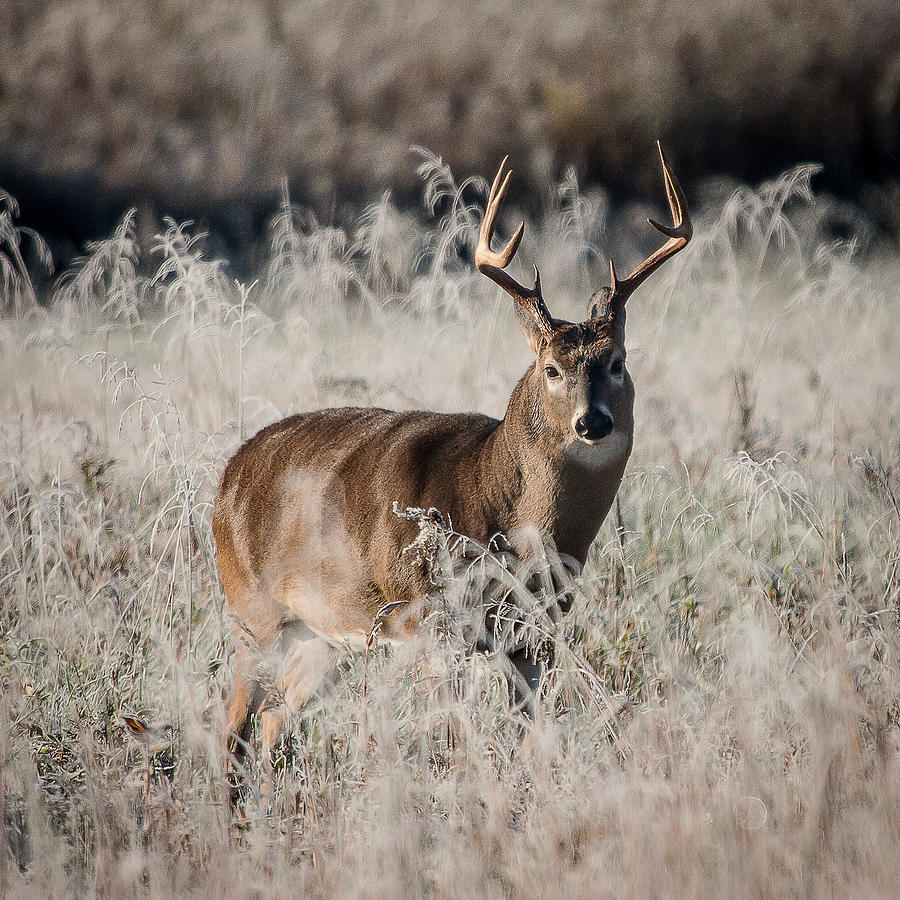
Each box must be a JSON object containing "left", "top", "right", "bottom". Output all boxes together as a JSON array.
[{"left": 213, "top": 142, "right": 692, "bottom": 763}]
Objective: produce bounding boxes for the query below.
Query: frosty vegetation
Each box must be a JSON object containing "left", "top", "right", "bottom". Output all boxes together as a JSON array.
[{"left": 1, "top": 156, "right": 898, "bottom": 897}]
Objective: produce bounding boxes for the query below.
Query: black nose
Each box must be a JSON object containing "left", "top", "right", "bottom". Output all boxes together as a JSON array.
[{"left": 575, "top": 410, "right": 614, "bottom": 440}]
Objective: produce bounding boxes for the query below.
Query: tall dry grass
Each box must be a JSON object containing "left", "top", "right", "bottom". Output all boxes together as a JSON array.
[{"left": 1, "top": 157, "right": 898, "bottom": 897}]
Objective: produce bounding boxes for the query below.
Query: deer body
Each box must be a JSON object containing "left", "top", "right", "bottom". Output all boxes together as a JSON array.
[
  {"left": 214, "top": 145, "right": 690, "bottom": 756},
  {"left": 214, "top": 368, "right": 634, "bottom": 638}
]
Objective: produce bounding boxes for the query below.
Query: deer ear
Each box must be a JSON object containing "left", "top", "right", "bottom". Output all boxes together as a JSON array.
[
  {"left": 586, "top": 287, "right": 612, "bottom": 321},
  {"left": 514, "top": 305, "right": 549, "bottom": 356},
  {"left": 586, "top": 287, "right": 626, "bottom": 339}
]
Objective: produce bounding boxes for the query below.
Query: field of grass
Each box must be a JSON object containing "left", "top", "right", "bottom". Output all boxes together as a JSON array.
[{"left": 1, "top": 157, "right": 898, "bottom": 897}]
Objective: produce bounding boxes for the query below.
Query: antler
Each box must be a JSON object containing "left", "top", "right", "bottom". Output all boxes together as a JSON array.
[
  {"left": 476, "top": 157, "right": 554, "bottom": 338},
  {"left": 605, "top": 142, "right": 692, "bottom": 313}
]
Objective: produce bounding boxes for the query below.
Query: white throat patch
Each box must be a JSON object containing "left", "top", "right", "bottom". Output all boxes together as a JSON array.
[{"left": 563, "top": 430, "right": 631, "bottom": 470}]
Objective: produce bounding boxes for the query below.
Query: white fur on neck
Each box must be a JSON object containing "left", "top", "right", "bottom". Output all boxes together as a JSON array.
[{"left": 562, "top": 430, "right": 631, "bottom": 470}]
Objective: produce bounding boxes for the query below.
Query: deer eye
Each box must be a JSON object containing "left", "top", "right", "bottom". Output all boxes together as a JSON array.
[
  {"left": 544, "top": 365, "right": 562, "bottom": 381},
  {"left": 610, "top": 358, "right": 624, "bottom": 377}
]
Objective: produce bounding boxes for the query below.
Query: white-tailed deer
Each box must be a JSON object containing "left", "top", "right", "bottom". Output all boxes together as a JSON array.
[{"left": 213, "top": 143, "right": 691, "bottom": 756}]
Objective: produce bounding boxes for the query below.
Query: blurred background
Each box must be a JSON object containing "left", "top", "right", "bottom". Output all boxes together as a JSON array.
[{"left": 1, "top": 0, "right": 898, "bottom": 270}]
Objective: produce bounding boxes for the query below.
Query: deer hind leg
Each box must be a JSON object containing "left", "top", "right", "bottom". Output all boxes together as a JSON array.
[
  {"left": 216, "top": 520, "right": 273, "bottom": 758},
  {"left": 258, "top": 622, "right": 339, "bottom": 794},
  {"left": 224, "top": 622, "right": 284, "bottom": 806},
  {"left": 224, "top": 649, "right": 260, "bottom": 756}
]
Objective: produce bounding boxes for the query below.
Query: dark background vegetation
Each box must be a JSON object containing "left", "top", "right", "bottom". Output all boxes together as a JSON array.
[{"left": 1, "top": 0, "right": 898, "bottom": 266}]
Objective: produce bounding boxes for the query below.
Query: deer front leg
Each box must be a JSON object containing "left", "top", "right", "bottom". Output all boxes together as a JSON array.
[{"left": 506, "top": 646, "right": 543, "bottom": 716}]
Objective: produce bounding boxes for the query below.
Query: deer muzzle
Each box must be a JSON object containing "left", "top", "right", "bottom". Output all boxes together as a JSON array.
[{"left": 573, "top": 406, "right": 614, "bottom": 443}]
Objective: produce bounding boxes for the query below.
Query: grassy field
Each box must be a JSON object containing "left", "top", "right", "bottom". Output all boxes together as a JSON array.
[{"left": 1, "top": 158, "right": 898, "bottom": 897}]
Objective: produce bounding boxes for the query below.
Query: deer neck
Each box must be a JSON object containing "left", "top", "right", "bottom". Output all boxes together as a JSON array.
[{"left": 477, "top": 365, "right": 632, "bottom": 563}]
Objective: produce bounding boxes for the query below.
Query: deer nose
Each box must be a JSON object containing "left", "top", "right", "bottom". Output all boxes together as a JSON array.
[{"left": 574, "top": 409, "right": 614, "bottom": 441}]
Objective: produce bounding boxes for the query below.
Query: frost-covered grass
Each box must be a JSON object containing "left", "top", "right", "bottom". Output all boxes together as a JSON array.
[{"left": 1, "top": 159, "right": 898, "bottom": 897}]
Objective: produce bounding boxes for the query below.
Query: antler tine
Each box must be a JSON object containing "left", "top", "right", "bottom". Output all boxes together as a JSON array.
[
  {"left": 603, "top": 142, "right": 692, "bottom": 312},
  {"left": 476, "top": 157, "right": 554, "bottom": 338},
  {"left": 477, "top": 157, "right": 525, "bottom": 270}
]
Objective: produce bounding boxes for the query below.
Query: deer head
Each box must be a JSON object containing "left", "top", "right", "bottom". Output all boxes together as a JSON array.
[{"left": 476, "top": 142, "right": 692, "bottom": 446}]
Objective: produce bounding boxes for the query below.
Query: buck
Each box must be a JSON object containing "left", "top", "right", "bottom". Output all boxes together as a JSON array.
[{"left": 213, "top": 143, "right": 692, "bottom": 757}]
